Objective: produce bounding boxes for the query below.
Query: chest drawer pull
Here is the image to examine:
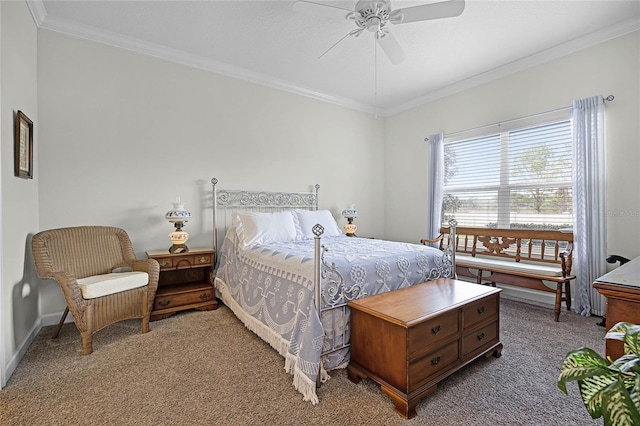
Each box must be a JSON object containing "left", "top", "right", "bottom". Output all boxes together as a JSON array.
[
  {"left": 477, "top": 306, "right": 485, "bottom": 315},
  {"left": 477, "top": 332, "right": 485, "bottom": 341},
  {"left": 158, "top": 299, "right": 171, "bottom": 307},
  {"left": 431, "top": 325, "right": 441, "bottom": 335},
  {"left": 199, "top": 293, "right": 211, "bottom": 301},
  {"left": 431, "top": 356, "right": 441, "bottom": 366}
]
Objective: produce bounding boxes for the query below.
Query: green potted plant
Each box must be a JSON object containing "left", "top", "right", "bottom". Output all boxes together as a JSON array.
[{"left": 558, "top": 321, "right": 640, "bottom": 426}]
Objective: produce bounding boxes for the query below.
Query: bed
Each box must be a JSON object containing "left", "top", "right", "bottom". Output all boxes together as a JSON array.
[{"left": 211, "top": 178, "right": 457, "bottom": 403}]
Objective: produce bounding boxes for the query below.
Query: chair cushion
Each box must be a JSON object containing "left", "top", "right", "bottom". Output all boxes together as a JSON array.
[
  {"left": 456, "top": 254, "right": 563, "bottom": 277},
  {"left": 76, "top": 272, "right": 149, "bottom": 299}
]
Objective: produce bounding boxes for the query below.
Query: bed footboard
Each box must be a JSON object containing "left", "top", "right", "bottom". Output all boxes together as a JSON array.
[{"left": 313, "top": 219, "right": 458, "bottom": 379}]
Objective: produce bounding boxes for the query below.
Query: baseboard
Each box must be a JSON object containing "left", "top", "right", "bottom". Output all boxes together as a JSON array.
[
  {"left": 2, "top": 310, "right": 73, "bottom": 389},
  {"left": 40, "top": 310, "right": 74, "bottom": 327},
  {"left": 3, "top": 319, "right": 42, "bottom": 388},
  {"left": 498, "top": 285, "right": 558, "bottom": 307}
]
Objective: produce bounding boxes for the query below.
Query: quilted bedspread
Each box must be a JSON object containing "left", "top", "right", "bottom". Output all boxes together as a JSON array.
[{"left": 213, "top": 226, "right": 447, "bottom": 404}]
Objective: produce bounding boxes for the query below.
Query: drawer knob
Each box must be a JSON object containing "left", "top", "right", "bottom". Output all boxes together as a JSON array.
[
  {"left": 477, "top": 332, "right": 485, "bottom": 341},
  {"left": 158, "top": 299, "right": 171, "bottom": 307},
  {"left": 477, "top": 306, "right": 485, "bottom": 315},
  {"left": 199, "top": 256, "right": 208, "bottom": 264},
  {"left": 160, "top": 261, "right": 171, "bottom": 268},
  {"left": 431, "top": 325, "right": 441, "bottom": 335},
  {"left": 431, "top": 356, "right": 441, "bottom": 366},
  {"left": 199, "top": 293, "right": 211, "bottom": 301}
]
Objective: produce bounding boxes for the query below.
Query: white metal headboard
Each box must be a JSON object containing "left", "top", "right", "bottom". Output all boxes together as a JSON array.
[{"left": 211, "top": 178, "right": 320, "bottom": 254}]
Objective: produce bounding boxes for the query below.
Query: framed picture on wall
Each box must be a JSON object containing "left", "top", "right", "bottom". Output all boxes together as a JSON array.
[{"left": 14, "top": 110, "right": 33, "bottom": 179}]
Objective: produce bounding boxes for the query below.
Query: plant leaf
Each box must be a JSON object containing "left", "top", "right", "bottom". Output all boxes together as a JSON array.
[
  {"left": 558, "top": 347, "right": 611, "bottom": 394},
  {"left": 579, "top": 375, "right": 619, "bottom": 418},
  {"left": 600, "top": 379, "right": 640, "bottom": 426},
  {"left": 563, "top": 323, "right": 640, "bottom": 424},
  {"left": 623, "top": 325, "right": 640, "bottom": 357},
  {"left": 607, "top": 322, "right": 635, "bottom": 342},
  {"left": 631, "top": 376, "right": 640, "bottom": 417}
]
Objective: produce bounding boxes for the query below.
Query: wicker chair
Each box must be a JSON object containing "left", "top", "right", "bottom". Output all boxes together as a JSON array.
[{"left": 32, "top": 226, "right": 160, "bottom": 354}]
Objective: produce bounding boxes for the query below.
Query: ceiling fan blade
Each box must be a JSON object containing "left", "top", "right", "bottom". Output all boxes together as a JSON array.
[
  {"left": 292, "top": 1, "right": 354, "bottom": 20},
  {"left": 376, "top": 31, "right": 406, "bottom": 65},
  {"left": 394, "top": 0, "right": 465, "bottom": 24}
]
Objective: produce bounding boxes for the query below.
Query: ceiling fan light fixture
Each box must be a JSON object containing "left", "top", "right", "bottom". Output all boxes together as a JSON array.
[{"left": 366, "top": 16, "right": 382, "bottom": 32}]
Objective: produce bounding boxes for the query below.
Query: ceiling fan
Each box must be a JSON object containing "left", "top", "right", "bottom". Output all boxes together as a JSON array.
[{"left": 292, "top": 0, "right": 466, "bottom": 65}]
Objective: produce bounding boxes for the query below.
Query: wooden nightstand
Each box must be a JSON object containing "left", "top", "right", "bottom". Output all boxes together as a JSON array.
[{"left": 146, "top": 247, "right": 218, "bottom": 321}]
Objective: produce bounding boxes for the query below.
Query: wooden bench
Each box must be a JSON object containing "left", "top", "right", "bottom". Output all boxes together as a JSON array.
[{"left": 423, "top": 226, "right": 575, "bottom": 322}]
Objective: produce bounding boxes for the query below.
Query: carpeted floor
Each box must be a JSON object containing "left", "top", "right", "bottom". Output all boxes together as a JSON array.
[{"left": 0, "top": 297, "right": 605, "bottom": 425}]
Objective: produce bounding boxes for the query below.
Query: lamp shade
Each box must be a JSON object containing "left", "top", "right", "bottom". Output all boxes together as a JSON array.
[
  {"left": 342, "top": 204, "right": 359, "bottom": 219},
  {"left": 165, "top": 198, "right": 192, "bottom": 223}
]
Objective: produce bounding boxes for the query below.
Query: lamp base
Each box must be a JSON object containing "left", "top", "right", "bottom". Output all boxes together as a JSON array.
[
  {"left": 344, "top": 222, "right": 357, "bottom": 237},
  {"left": 168, "top": 229, "right": 189, "bottom": 253},
  {"left": 169, "top": 243, "right": 189, "bottom": 254}
]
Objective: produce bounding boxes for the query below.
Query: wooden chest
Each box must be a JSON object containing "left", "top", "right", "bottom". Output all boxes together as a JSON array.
[
  {"left": 347, "top": 278, "right": 502, "bottom": 419},
  {"left": 146, "top": 247, "right": 218, "bottom": 321}
]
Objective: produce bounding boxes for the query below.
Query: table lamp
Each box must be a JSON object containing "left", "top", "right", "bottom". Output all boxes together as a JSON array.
[
  {"left": 342, "top": 204, "right": 358, "bottom": 237},
  {"left": 166, "top": 197, "right": 192, "bottom": 253}
]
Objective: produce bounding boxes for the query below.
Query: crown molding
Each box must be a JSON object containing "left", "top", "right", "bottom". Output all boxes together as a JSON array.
[
  {"left": 26, "top": 0, "right": 47, "bottom": 26},
  {"left": 27, "top": 1, "right": 638, "bottom": 118},
  {"left": 27, "top": 1, "right": 376, "bottom": 115},
  {"left": 380, "top": 17, "right": 640, "bottom": 117}
]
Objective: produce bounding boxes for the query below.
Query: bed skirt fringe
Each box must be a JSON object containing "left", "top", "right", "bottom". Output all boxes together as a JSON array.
[
  {"left": 216, "top": 277, "right": 320, "bottom": 403},
  {"left": 284, "top": 354, "right": 320, "bottom": 405}
]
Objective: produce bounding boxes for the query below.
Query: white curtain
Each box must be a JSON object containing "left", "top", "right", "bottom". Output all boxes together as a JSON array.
[
  {"left": 426, "top": 133, "right": 444, "bottom": 244},
  {"left": 572, "top": 96, "right": 607, "bottom": 316}
]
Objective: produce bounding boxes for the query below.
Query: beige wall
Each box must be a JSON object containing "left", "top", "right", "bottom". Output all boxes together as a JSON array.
[
  {"left": 36, "top": 30, "right": 386, "bottom": 316},
  {"left": 384, "top": 31, "right": 640, "bottom": 300},
  {"left": 1, "top": 0, "right": 39, "bottom": 387}
]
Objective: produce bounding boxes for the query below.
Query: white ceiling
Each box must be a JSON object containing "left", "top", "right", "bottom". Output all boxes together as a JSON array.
[{"left": 28, "top": 0, "right": 640, "bottom": 116}]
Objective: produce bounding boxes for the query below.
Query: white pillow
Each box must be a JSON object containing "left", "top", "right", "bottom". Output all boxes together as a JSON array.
[
  {"left": 293, "top": 209, "right": 343, "bottom": 239},
  {"left": 234, "top": 211, "right": 297, "bottom": 248}
]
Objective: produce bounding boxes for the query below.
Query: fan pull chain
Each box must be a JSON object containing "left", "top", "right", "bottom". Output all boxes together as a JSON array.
[
  {"left": 318, "top": 32, "right": 351, "bottom": 60},
  {"left": 374, "top": 36, "right": 378, "bottom": 118}
]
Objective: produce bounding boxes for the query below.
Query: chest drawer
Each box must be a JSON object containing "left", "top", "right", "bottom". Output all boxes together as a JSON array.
[
  {"left": 462, "top": 294, "right": 498, "bottom": 329},
  {"left": 408, "top": 310, "right": 459, "bottom": 358},
  {"left": 462, "top": 321, "right": 499, "bottom": 358},
  {"left": 409, "top": 340, "right": 460, "bottom": 391}
]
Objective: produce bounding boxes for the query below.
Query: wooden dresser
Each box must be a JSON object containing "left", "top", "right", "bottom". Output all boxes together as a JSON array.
[
  {"left": 146, "top": 247, "right": 218, "bottom": 321},
  {"left": 593, "top": 256, "right": 640, "bottom": 360},
  {"left": 347, "top": 278, "right": 502, "bottom": 419}
]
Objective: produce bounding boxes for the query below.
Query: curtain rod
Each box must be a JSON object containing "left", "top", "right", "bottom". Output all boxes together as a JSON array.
[{"left": 424, "top": 95, "right": 614, "bottom": 142}]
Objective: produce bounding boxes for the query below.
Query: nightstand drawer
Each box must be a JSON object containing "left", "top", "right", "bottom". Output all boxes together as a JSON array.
[
  {"left": 157, "top": 253, "right": 213, "bottom": 270},
  {"left": 153, "top": 283, "right": 214, "bottom": 311},
  {"left": 155, "top": 257, "right": 175, "bottom": 270}
]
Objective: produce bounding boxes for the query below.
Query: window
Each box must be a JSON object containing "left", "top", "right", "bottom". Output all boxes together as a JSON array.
[{"left": 442, "top": 120, "right": 573, "bottom": 230}]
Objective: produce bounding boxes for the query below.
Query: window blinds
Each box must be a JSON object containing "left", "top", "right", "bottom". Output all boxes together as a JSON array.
[{"left": 442, "top": 120, "right": 573, "bottom": 230}]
